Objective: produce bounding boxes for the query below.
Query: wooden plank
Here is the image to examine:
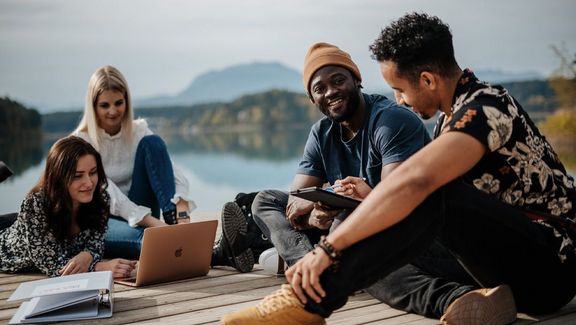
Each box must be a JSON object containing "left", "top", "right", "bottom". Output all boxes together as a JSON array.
[
  {"left": 0, "top": 273, "right": 283, "bottom": 321},
  {"left": 361, "top": 313, "right": 433, "bottom": 324},
  {"left": 0, "top": 268, "right": 244, "bottom": 304},
  {"left": 73, "top": 285, "right": 284, "bottom": 324},
  {"left": 0, "top": 273, "right": 45, "bottom": 285},
  {"left": 328, "top": 303, "right": 409, "bottom": 324},
  {"left": 0, "top": 268, "right": 269, "bottom": 314},
  {"left": 0, "top": 269, "right": 229, "bottom": 311},
  {"left": 537, "top": 313, "right": 576, "bottom": 324},
  {"left": 113, "top": 276, "right": 285, "bottom": 314},
  {"left": 2, "top": 265, "right": 576, "bottom": 325},
  {"left": 400, "top": 317, "right": 442, "bottom": 324}
]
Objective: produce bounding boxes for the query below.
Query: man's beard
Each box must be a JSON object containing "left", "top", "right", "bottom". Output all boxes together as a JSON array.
[{"left": 320, "top": 90, "right": 361, "bottom": 123}]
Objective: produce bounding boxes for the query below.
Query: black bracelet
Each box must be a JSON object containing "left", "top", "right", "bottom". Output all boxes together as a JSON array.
[{"left": 317, "top": 236, "right": 341, "bottom": 261}]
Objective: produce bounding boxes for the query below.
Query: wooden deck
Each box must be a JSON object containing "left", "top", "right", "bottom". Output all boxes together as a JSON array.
[
  {"left": 1, "top": 212, "right": 576, "bottom": 324},
  {"left": 2, "top": 269, "right": 576, "bottom": 324}
]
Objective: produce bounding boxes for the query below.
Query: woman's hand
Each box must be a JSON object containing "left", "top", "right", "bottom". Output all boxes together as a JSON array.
[
  {"left": 137, "top": 214, "right": 166, "bottom": 228},
  {"left": 59, "top": 251, "right": 93, "bottom": 276},
  {"left": 176, "top": 200, "right": 191, "bottom": 224},
  {"left": 286, "top": 247, "right": 332, "bottom": 304},
  {"left": 334, "top": 177, "right": 372, "bottom": 200},
  {"left": 95, "top": 259, "right": 137, "bottom": 279},
  {"left": 176, "top": 211, "right": 191, "bottom": 225},
  {"left": 177, "top": 216, "right": 190, "bottom": 224},
  {"left": 286, "top": 195, "right": 314, "bottom": 230}
]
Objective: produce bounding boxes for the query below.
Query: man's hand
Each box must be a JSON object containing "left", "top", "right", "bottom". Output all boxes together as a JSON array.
[
  {"left": 286, "top": 246, "right": 332, "bottom": 304},
  {"left": 95, "top": 259, "right": 137, "bottom": 279},
  {"left": 309, "top": 202, "right": 341, "bottom": 229},
  {"left": 334, "top": 177, "right": 372, "bottom": 200},
  {"left": 59, "top": 251, "right": 93, "bottom": 276},
  {"left": 286, "top": 195, "right": 314, "bottom": 230}
]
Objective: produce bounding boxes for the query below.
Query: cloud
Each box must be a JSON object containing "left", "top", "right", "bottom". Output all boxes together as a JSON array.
[{"left": 1, "top": 0, "right": 575, "bottom": 111}]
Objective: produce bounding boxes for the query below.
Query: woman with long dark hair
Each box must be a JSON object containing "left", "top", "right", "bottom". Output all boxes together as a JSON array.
[{"left": 0, "top": 136, "right": 136, "bottom": 278}]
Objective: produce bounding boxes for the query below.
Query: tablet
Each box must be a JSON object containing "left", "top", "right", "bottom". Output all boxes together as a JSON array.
[{"left": 290, "top": 187, "right": 361, "bottom": 209}]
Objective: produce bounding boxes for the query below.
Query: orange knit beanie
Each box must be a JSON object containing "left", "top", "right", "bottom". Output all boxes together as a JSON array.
[{"left": 302, "top": 42, "right": 362, "bottom": 96}]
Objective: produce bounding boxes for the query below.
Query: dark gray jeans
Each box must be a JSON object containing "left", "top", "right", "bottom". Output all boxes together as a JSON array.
[
  {"left": 277, "top": 181, "right": 576, "bottom": 318},
  {"left": 252, "top": 189, "right": 477, "bottom": 318}
]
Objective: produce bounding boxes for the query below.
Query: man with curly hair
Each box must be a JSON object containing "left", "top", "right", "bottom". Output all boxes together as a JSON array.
[{"left": 222, "top": 13, "right": 576, "bottom": 325}]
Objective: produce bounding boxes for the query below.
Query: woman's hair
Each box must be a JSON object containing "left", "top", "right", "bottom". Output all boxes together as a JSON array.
[
  {"left": 74, "top": 65, "right": 134, "bottom": 150},
  {"left": 31, "top": 136, "right": 109, "bottom": 242},
  {"left": 369, "top": 12, "right": 459, "bottom": 84}
]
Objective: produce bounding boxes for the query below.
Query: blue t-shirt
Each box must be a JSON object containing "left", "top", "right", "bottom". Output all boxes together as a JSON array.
[{"left": 297, "top": 93, "right": 430, "bottom": 187}]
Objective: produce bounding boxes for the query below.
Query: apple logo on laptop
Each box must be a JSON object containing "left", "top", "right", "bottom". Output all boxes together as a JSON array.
[{"left": 175, "top": 247, "right": 183, "bottom": 257}]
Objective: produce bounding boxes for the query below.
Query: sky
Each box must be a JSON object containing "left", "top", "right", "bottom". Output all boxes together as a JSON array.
[{"left": 1, "top": 0, "right": 575, "bottom": 112}]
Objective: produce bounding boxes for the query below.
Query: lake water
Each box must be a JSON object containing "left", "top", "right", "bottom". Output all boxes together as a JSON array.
[
  {"left": 0, "top": 130, "right": 307, "bottom": 214},
  {"left": 1, "top": 127, "right": 574, "bottom": 215}
]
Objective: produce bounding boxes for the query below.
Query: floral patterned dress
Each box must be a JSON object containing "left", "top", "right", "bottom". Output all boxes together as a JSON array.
[
  {"left": 436, "top": 69, "right": 576, "bottom": 261},
  {"left": 0, "top": 191, "right": 107, "bottom": 276}
]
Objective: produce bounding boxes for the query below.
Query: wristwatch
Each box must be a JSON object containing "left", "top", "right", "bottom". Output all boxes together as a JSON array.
[{"left": 177, "top": 211, "right": 190, "bottom": 220}]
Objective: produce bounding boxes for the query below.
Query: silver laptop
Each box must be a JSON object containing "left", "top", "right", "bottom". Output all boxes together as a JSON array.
[{"left": 115, "top": 220, "right": 218, "bottom": 287}]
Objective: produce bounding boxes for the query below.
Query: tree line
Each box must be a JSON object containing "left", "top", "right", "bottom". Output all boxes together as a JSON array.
[
  {"left": 0, "top": 97, "right": 42, "bottom": 137},
  {"left": 0, "top": 78, "right": 566, "bottom": 137}
]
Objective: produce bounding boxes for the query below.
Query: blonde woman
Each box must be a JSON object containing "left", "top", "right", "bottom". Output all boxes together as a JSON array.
[{"left": 73, "top": 65, "right": 195, "bottom": 259}]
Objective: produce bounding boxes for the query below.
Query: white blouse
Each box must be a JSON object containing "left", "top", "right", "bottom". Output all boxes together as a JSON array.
[{"left": 74, "top": 119, "right": 196, "bottom": 226}]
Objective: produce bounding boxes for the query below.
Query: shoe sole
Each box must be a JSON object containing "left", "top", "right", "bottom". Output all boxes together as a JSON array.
[
  {"left": 221, "top": 202, "right": 255, "bottom": 273},
  {"left": 442, "top": 285, "right": 516, "bottom": 325}
]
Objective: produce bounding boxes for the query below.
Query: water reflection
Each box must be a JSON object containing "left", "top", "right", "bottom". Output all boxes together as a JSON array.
[
  {"left": 0, "top": 135, "right": 43, "bottom": 177},
  {"left": 0, "top": 129, "right": 309, "bottom": 214},
  {"left": 163, "top": 128, "right": 309, "bottom": 161},
  {"left": 1, "top": 129, "right": 575, "bottom": 215}
]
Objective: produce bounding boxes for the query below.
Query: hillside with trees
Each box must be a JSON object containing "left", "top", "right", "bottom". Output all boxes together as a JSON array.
[
  {"left": 0, "top": 97, "right": 43, "bottom": 176},
  {"left": 43, "top": 90, "right": 322, "bottom": 135},
  {"left": 43, "top": 79, "right": 558, "bottom": 136},
  {"left": 538, "top": 47, "right": 576, "bottom": 170},
  {"left": 0, "top": 97, "right": 42, "bottom": 137}
]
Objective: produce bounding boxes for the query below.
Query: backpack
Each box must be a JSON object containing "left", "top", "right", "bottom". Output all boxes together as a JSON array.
[{"left": 234, "top": 192, "right": 274, "bottom": 260}]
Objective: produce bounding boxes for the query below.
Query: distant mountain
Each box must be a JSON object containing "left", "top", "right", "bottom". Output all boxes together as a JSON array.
[
  {"left": 135, "top": 62, "right": 303, "bottom": 108},
  {"left": 133, "top": 63, "right": 546, "bottom": 109}
]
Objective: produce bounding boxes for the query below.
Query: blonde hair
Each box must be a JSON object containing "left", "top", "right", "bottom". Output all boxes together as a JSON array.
[{"left": 74, "top": 65, "right": 134, "bottom": 150}]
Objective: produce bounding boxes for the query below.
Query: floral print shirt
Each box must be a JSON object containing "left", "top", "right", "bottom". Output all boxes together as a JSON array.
[
  {"left": 435, "top": 69, "right": 576, "bottom": 261},
  {"left": 0, "top": 191, "right": 108, "bottom": 276}
]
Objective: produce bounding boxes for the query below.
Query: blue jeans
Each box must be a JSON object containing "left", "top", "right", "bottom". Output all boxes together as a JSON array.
[
  {"left": 302, "top": 181, "right": 576, "bottom": 317},
  {"left": 104, "top": 135, "right": 177, "bottom": 259},
  {"left": 252, "top": 189, "right": 476, "bottom": 318}
]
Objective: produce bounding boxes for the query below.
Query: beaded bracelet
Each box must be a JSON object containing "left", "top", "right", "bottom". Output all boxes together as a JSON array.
[{"left": 317, "top": 235, "right": 341, "bottom": 261}]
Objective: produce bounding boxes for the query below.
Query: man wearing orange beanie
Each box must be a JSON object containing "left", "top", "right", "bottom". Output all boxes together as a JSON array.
[
  {"left": 302, "top": 43, "right": 362, "bottom": 98},
  {"left": 222, "top": 42, "right": 448, "bottom": 323},
  {"left": 225, "top": 12, "right": 576, "bottom": 325}
]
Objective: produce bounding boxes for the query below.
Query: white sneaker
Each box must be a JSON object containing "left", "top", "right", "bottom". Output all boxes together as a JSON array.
[{"left": 259, "top": 247, "right": 284, "bottom": 276}]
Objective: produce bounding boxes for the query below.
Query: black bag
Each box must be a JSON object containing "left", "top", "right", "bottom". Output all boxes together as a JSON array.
[{"left": 234, "top": 192, "right": 273, "bottom": 260}]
